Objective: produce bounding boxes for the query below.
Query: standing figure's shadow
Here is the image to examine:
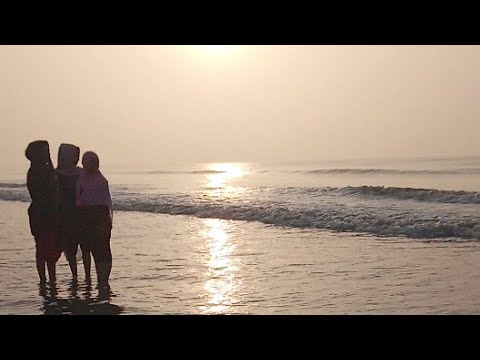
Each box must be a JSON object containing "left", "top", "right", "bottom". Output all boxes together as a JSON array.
[{"left": 39, "top": 280, "right": 123, "bottom": 315}]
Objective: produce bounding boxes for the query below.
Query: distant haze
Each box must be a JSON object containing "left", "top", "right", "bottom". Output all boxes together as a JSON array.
[{"left": 2, "top": 45, "right": 480, "bottom": 170}]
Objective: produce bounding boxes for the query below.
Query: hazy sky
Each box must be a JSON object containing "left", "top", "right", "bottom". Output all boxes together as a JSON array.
[{"left": 2, "top": 45, "right": 480, "bottom": 169}]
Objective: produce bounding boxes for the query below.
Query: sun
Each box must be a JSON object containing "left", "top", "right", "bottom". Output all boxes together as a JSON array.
[
  {"left": 198, "top": 45, "right": 234, "bottom": 53},
  {"left": 194, "top": 46, "right": 238, "bottom": 58},
  {"left": 189, "top": 45, "right": 242, "bottom": 63}
]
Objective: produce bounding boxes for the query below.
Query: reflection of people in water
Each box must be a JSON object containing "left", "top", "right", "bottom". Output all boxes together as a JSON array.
[
  {"left": 76, "top": 151, "right": 113, "bottom": 290},
  {"left": 56, "top": 143, "right": 92, "bottom": 280},
  {"left": 97, "top": 284, "right": 112, "bottom": 303},
  {"left": 68, "top": 278, "right": 79, "bottom": 301},
  {"left": 38, "top": 281, "right": 59, "bottom": 315},
  {"left": 38, "top": 280, "right": 122, "bottom": 315},
  {"left": 25, "top": 141, "right": 62, "bottom": 284}
]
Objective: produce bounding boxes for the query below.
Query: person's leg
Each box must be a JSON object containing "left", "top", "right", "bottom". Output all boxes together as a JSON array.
[
  {"left": 46, "top": 260, "right": 56, "bottom": 283},
  {"left": 45, "top": 232, "right": 61, "bottom": 283},
  {"left": 34, "top": 237, "right": 47, "bottom": 283},
  {"left": 77, "top": 210, "right": 92, "bottom": 281},
  {"left": 36, "top": 257, "right": 46, "bottom": 283},
  {"left": 81, "top": 246, "right": 92, "bottom": 280},
  {"left": 65, "top": 235, "right": 78, "bottom": 278},
  {"left": 95, "top": 260, "right": 111, "bottom": 288},
  {"left": 64, "top": 214, "right": 81, "bottom": 278},
  {"left": 68, "top": 256, "right": 78, "bottom": 278},
  {"left": 92, "top": 223, "right": 112, "bottom": 288}
]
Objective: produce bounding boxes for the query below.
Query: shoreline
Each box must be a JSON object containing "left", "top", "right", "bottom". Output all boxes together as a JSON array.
[{"left": 1, "top": 200, "right": 480, "bottom": 314}]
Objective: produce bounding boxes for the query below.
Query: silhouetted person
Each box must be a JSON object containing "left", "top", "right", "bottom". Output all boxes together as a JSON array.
[
  {"left": 25, "top": 140, "right": 62, "bottom": 284},
  {"left": 56, "top": 143, "right": 91, "bottom": 280},
  {"left": 76, "top": 151, "right": 113, "bottom": 289}
]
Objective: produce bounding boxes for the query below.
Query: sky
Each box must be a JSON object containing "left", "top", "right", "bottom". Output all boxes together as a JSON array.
[{"left": 1, "top": 45, "right": 480, "bottom": 170}]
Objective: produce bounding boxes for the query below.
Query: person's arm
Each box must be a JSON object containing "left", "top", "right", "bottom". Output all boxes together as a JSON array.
[
  {"left": 26, "top": 168, "right": 35, "bottom": 200},
  {"left": 27, "top": 167, "right": 48, "bottom": 204}
]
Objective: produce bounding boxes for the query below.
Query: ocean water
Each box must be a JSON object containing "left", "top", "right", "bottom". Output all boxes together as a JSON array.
[{"left": 1, "top": 157, "right": 480, "bottom": 314}]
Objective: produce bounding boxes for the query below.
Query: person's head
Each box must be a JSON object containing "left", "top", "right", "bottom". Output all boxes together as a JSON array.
[
  {"left": 25, "top": 140, "right": 50, "bottom": 165},
  {"left": 82, "top": 151, "right": 100, "bottom": 174},
  {"left": 57, "top": 143, "right": 80, "bottom": 169}
]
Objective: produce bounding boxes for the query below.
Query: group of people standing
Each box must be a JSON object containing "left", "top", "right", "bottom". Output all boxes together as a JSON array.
[{"left": 25, "top": 140, "right": 113, "bottom": 289}]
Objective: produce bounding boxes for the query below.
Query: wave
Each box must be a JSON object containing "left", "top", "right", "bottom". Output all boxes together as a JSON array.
[
  {"left": 110, "top": 195, "right": 480, "bottom": 240},
  {"left": 0, "top": 188, "right": 30, "bottom": 202},
  {"left": 144, "top": 170, "right": 227, "bottom": 175},
  {"left": 2, "top": 185, "right": 480, "bottom": 239},
  {"left": 279, "top": 186, "right": 480, "bottom": 205},
  {"left": 289, "top": 168, "right": 480, "bottom": 175},
  {"left": 0, "top": 183, "right": 26, "bottom": 188},
  {"left": 3, "top": 184, "right": 480, "bottom": 206},
  {"left": 130, "top": 168, "right": 480, "bottom": 176}
]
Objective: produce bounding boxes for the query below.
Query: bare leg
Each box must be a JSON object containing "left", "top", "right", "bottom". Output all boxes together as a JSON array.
[
  {"left": 95, "top": 261, "right": 112, "bottom": 288},
  {"left": 68, "top": 257, "right": 78, "bottom": 278},
  {"left": 36, "top": 257, "right": 47, "bottom": 284},
  {"left": 66, "top": 243, "right": 78, "bottom": 278},
  {"left": 81, "top": 247, "right": 92, "bottom": 280},
  {"left": 46, "top": 261, "right": 56, "bottom": 283}
]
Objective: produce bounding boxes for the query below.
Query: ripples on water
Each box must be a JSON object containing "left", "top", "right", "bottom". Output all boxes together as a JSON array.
[
  {"left": 38, "top": 280, "right": 123, "bottom": 315},
  {"left": 2, "top": 159, "right": 480, "bottom": 314}
]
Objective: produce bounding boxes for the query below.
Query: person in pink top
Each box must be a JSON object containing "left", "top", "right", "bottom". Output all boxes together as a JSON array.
[{"left": 76, "top": 151, "right": 113, "bottom": 289}]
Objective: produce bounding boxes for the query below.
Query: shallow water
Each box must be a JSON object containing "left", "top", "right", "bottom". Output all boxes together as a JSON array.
[{"left": 2, "top": 200, "right": 480, "bottom": 315}]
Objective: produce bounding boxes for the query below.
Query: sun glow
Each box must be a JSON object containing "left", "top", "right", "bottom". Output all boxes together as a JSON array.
[
  {"left": 207, "top": 163, "right": 247, "bottom": 187},
  {"left": 204, "top": 163, "right": 248, "bottom": 198},
  {"left": 192, "top": 45, "right": 240, "bottom": 61},
  {"left": 198, "top": 45, "right": 234, "bottom": 53}
]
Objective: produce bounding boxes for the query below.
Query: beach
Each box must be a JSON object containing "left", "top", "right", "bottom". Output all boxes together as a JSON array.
[{"left": 3, "top": 46, "right": 480, "bottom": 315}]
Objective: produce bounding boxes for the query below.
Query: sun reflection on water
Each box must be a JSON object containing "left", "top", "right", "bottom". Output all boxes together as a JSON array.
[
  {"left": 199, "top": 218, "right": 240, "bottom": 314},
  {"left": 204, "top": 163, "right": 249, "bottom": 199}
]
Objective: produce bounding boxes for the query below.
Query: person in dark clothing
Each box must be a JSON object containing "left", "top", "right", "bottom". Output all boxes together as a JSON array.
[
  {"left": 56, "top": 143, "right": 91, "bottom": 280},
  {"left": 25, "top": 140, "right": 62, "bottom": 284}
]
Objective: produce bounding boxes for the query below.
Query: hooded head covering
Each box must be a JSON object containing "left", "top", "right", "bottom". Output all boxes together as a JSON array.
[
  {"left": 57, "top": 143, "right": 80, "bottom": 169},
  {"left": 25, "top": 140, "right": 50, "bottom": 165}
]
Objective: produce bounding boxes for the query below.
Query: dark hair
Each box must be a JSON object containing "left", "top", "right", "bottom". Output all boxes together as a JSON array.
[{"left": 82, "top": 151, "right": 100, "bottom": 171}]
